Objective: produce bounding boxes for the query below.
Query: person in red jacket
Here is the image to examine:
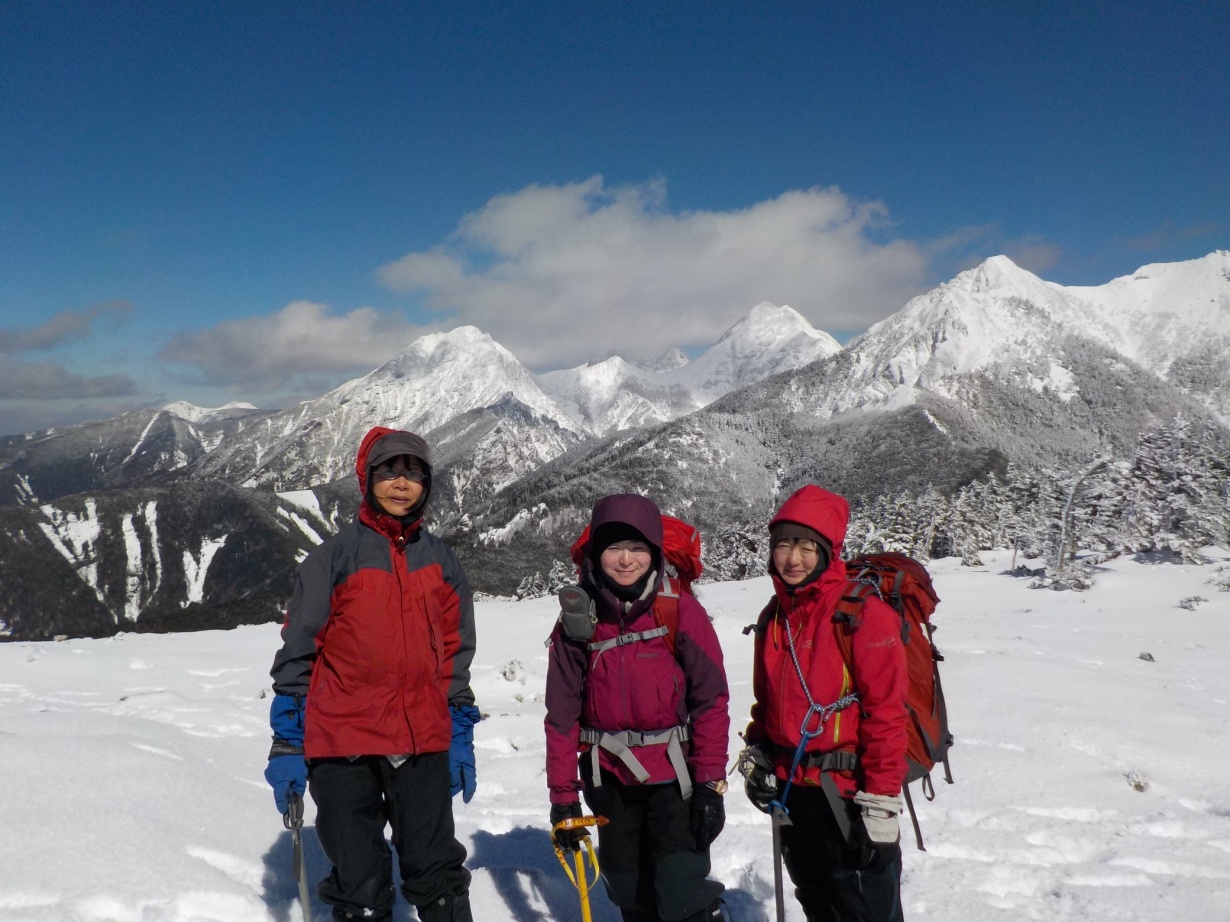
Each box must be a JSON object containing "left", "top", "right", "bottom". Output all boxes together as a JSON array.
[
  {"left": 545, "top": 494, "right": 730, "bottom": 922},
  {"left": 741, "top": 484, "right": 908, "bottom": 922},
  {"left": 264, "top": 426, "right": 479, "bottom": 922}
]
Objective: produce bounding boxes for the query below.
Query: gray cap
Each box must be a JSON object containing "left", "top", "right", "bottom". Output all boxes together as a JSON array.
[{"left": 367, "top": 431, "right": 431, "bottom": 470}]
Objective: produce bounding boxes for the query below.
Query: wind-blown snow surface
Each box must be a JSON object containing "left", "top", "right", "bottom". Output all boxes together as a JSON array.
[{"left": 2, "top": 551, "right": 1229, "bottom": 922}]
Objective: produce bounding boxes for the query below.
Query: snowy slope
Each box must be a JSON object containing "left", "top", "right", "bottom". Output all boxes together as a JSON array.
[
  {"left": 162, "top": 402, "right": 261, "bottom": 425},
  {"left": 2, "top": 550, "right": 1228, "bottom": 921},
  {"left": 1064, "top": 251, "right": 1230, "bottom": 376}
]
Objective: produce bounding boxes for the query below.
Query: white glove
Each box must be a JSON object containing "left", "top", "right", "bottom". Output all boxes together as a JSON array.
[{"left": 853, "top": 791, "right": 902, "bottom": 844}]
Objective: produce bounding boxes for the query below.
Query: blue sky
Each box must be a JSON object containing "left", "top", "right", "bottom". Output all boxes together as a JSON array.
[{"left": 2, "top": 1, "right": 1226, "bottom": 435}]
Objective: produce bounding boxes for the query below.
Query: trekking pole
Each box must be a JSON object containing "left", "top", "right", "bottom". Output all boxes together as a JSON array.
[
  {"left": 552, "top": 815, "right": 608, "bottom": 922},
  {"left": 284, "top": 793, "right": 314, "bottom": 922},
  {"left": 770, "top": 806, "right": 791, "bottom": 922}
]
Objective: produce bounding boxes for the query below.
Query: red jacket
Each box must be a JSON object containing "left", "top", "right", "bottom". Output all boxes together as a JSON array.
[
  {"left": 747, "top": 485, "right": 908, "bottom": 798},
  {"left": 270, "top": 426, "right": 476, "bottom": 758}
]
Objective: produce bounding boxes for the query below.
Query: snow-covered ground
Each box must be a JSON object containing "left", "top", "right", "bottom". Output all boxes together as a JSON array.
[{"left": 2, "top": 550, "right": 1229, "bottom": 922}]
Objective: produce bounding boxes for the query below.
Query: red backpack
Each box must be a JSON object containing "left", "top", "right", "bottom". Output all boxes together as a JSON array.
[
  {"left": 834, "top": 553, "right": 953, "bottom": 849},
  {"left": 568, "top": 515, "right": 703, "bottom": 654}
]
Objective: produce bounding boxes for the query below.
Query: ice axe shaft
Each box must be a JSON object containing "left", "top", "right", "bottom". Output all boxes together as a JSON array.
[
  {"left": 285, "top": 794, "right": 314, "bottom": 922},
  {"left": 552, "top": 814, "right": 607, "bottom": 922}
]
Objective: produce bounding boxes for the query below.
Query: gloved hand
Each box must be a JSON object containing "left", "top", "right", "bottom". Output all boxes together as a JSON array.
[
  {"left": 690, "top": 783, "right": 726, "bottom": 850},
  {"left": 736, "top": 745, "right": 778, "bottom": 814},
  {"left": 550, "top": 801, "right": 587, "bottom": 852},
  {"left": 449, "top": 704, "right": 481, "bottom": 803},
  {"left": 853, "top": 791, "right": 902, "bottom": 845},
  {"left": 264, "top": 693, "right": 307, "bottom": 815}
]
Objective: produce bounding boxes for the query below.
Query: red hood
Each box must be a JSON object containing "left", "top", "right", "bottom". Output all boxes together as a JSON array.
[
  {"left": 769, "top": 484, "right": 851, "bottom": 604},
  {"left": 355, "top": 425, "right": 427, "bottom": 538},
  {"left": 355, "top": 426, "right": 397, "bottom": 498}
]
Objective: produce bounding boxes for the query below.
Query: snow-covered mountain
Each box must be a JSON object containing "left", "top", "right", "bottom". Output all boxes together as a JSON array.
[
  {"left": 783, "top": 252, "right": 1230, "bottom": 424},
  {"left": 636, "top": 347, "right": 691, "bottom": 374},
  {"left": 538, "top": 302, "right": 840, "bottom": 434},
  {"left": 671, "top": 301, "right": 842, "bottom": 399},
  {"left": 1065, "top": 250, "right": 1230, "bottom": 421},
  {"left": 5, "top": 253, "right": 1229, "bottom": 636},
  {"left": 0, "top": 401, "right": 272, "bottom": 508},
  {"left": 459, "top": 255, "right": 1230, "bottom": 591},
  {"left": 538, "top": 356, "right": 701, "bottom": 434},
  {"left": 189, "top": 326, "right": 581, "bottom": 490},
  {"left": 425, "top": 393, "right": 583, "bottom": 516}
]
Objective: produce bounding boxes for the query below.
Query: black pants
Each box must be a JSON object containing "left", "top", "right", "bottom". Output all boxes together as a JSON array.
[
  {"left": 308, "top": 753, "right": 471, "bottom": 921},
  {"left": 779, "top": 787, "right": 903, "bottom": 922},
  {"left": 583, "top": 771, "right": 723, "bottom": 922}
]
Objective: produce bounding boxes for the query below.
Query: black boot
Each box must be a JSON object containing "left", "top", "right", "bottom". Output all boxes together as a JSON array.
[{"left": 416, "top": 892, "right": 474, "bottom": 922}]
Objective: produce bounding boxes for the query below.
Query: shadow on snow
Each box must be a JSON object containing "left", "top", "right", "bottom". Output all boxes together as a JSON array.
[{"left": 259, "top": 823, "right": 768, "bottom": 922}]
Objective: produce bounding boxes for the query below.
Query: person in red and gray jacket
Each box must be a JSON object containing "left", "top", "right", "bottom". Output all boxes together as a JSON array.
[
  {"left": 741, "top": 484, "right": 908, "bottom": 922},
  {"left": 545, "top": 494, "right": 730, "bottom": 922},
  {"left": 265, "top": 426, "right": 478, "bottom": 922}
]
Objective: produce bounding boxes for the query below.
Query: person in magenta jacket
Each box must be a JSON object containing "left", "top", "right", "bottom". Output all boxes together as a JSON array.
[
  {"left": 265, "top": 426, "right": 478, "bottom": 922},
  {"left": 545, "top": 494, "right": 730, "bottom": 922},
  {"left": 742, "top": 484, "right": 908, "bottom": 922}
]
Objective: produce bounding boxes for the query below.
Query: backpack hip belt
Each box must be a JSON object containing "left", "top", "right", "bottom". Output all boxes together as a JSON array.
[
  {"left": 799, "top": 748, "right": 859, "bottom": 773},
  {"left": 579, "top": 725, "right": 694, "bottom": 799}
]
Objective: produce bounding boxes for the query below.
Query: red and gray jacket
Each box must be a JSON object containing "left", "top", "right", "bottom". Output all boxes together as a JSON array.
[
  {"left": 544, "top": 500, "right": 730, "bottom": 805},
  {"left": 270, "top": 426, "right": 476, "bottom": 758},
  {"left": 746, "top": 485, "right": 908, "bottom": 799}
]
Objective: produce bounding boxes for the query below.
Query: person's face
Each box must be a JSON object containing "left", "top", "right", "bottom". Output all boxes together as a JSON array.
[
  {"left": 600, "top": 540, "right": 653, "bottom": 587},
  {"left": 371, "top": 457, "right": 426, "bottom": 517},
  {"left": 772, "top": 537, "right": 823, "bottom": 586}
]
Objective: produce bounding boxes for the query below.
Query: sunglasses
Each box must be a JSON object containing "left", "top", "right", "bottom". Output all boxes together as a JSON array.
[{"left": 373, "top": 465, "right": 426, "bottom": 483}]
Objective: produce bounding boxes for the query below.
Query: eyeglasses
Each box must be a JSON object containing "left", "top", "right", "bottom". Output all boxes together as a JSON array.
[{"left": 373, "top": 465, "right": 426, "bottom": 483}]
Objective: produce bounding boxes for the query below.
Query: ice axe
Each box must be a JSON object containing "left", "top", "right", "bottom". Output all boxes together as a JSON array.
[
  {"left": 284, "top": 793, "right": 314, "bottom": 922},
  {"left": 552, "top": 814, "right": 608, "bottom": 922}
]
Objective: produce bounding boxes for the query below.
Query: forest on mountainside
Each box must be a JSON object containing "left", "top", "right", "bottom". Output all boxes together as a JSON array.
[{"left": 495, "top": 418, "right": 1230, "bottom": 601}]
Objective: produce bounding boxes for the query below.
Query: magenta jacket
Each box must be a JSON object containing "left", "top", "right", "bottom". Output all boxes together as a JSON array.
[{"left": 544, "top": 498, "right": 730, "bottom": 805}]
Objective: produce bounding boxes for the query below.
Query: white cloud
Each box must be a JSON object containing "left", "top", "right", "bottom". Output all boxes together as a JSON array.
[
  {"left": 378, "top": 177, "right": 932, "bottom": 367},
  {"left": 157, "top": 301, "right": 431, "bottom": 389},
  {"left": 0, "top": 302, "right": 133, "bottom": 354}
]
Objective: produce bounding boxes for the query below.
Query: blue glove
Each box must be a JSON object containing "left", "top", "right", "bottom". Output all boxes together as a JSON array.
[
  {"left": 449, "top": 704, "right": 481, "bottom": 803},
  {"left": 264, "top": 693, "right": 307, "bottom": 815}
]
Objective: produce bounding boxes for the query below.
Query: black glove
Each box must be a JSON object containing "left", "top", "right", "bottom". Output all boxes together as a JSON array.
[
  {"left": 737, "top": 745, "right": 778, "bottom": 814},
  {"left": 690, "top": 784, "right": 726, "bottom": 850},
  {"left": 550, "top": 801, "right": 587, "bottom": 852}
]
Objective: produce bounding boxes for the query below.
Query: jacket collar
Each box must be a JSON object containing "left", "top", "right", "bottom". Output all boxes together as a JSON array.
[{"left": 359, "top": 500, "right": 422, "bottom": 545}]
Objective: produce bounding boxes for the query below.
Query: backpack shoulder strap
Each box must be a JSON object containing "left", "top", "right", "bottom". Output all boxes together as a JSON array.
[
  {"left": 833, "top": 580, "right": 877, "bottom": 669},
  {"left": 653, "top": 577, "right": 680, "bottom": 657},
  {"left": 742, "top": 597, "right": 778, "bottom": 638}
]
